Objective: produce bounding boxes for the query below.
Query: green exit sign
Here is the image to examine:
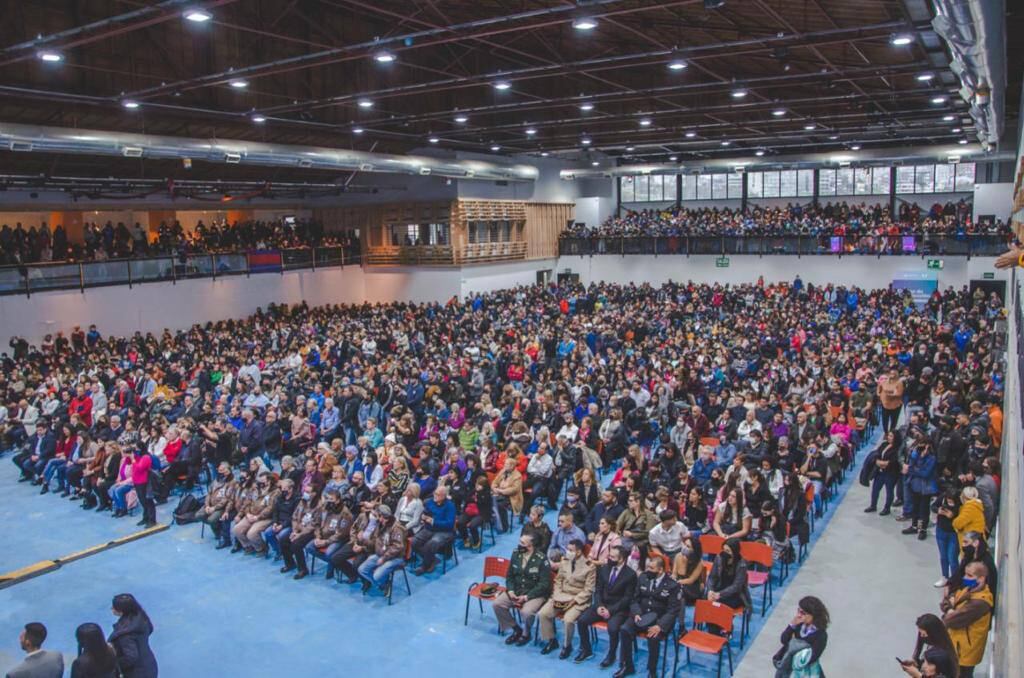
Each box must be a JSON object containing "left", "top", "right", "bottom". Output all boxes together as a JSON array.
[
  {"left": 716, "top": 257, "right": 730, "bottom": 268},
  {"left": 927, "top": 259, "right": 943, "bottom": 270},
  {"left": 983, "top": 272, "right": 995, "bottom": 280}
]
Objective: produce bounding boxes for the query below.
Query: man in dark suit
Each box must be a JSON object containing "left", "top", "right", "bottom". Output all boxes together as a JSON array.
[
  {"left": 13, "top": 422, "right": 55, "bottom": 484},
  {"left": 575, "top": 545, "right": 636, "bottom": 666},
  {"left": 616, "top": 553, "right": 682, "bottom": 678}
]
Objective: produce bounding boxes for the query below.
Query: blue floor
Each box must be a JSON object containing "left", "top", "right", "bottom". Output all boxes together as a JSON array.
[{"left": 0, "top": 434, "right": 875, "bottom": 677}]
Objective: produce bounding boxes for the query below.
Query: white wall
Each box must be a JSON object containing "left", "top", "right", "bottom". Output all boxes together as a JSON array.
[
  {"left": 0, "top": 266, "right": 366, "bottom": 347},
  {"left": 972, "top": 183, "right": 1013, "bottom": 221},
  {"left": 557, "top": 254, "right": 1008, "bottom": 290},
  {"left": 460, "top": 259, "right": 556, "bottom": 297},
  {"left": 573, "top": 197, "right": 615, "bottom": 227}
]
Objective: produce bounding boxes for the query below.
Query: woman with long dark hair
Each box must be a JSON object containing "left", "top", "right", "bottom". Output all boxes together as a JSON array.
[
  {"left": 865, "top": 430, "right": 902, "bottom": 515},
  {"left": 773, "top": 595, "right": 829, "bottom": 677},
  {"left": 671, "top": 534, "right": 705, "bottom": 629},
  {"left": 907, "top": 613, "right": 959, "bottom": 677},
  {"left": 109, "top": 593, "right": 158, "bottom": 678},
  {"left": 70, "top": 622, "right": 118, "bottom": 678}
]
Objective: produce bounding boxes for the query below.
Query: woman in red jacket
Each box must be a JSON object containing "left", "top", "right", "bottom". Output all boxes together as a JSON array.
[{"left": 129, "top": 447, "right": 157, "bottom": 528}]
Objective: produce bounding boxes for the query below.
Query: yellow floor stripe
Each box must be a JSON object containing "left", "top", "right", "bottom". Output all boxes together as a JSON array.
[{"left": 0, "top": 522, "right": 170, "bottom": 589}]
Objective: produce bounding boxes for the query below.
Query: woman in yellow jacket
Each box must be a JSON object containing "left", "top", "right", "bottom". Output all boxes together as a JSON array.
[{"left": 952, "top": 486, "right": 987, "bottom": 546}]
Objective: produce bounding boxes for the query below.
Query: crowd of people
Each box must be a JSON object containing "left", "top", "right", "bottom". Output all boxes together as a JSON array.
[
  {"left": 0, "top": 218, "right": 357, "bottom": 266},
  {"left": 0, "top": 274, "right": 1008, "bottom": 677},
  {"left": 7, "top": 594, "right": 156, "bottom": 678},
  {"left": 562, "top": 200, "right": 1010, "bottom": 244}
]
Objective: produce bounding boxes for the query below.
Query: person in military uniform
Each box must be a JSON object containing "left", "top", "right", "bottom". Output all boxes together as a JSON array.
[
  {"left": 616, "top": 554, "right": 682, "bottom": 678},
  {"left": 493, "top": 533, "right": 552, "bottom": 646},
  {"left": 537, "top": 539, "right": 596, "bottom": 658}
]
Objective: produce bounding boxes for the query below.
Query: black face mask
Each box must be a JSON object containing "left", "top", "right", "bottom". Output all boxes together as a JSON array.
[{"left": 962, "top": 545, "right": 976, "bottom": 561}]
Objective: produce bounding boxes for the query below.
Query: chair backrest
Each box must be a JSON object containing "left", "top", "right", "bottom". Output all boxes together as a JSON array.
[
  {"left": 700, "top": 436, "right": 720, "bottom": 449},
  {"left": 648, "top": 548, "right": 671, "bottom": 573},
  {"left": 804, "top": 483, "right": 815, "bottom": 506},
  {"left": 693, "top": 599, "right": 735, "bottom": 633},
  {"left": 404, "top": 536, "right": 414, "bottom": 560},
  {"left": 700, "top": 533, "right": 725, "bottom": 558},
  {"left": 483, "top": 556, "right": 510, "bottom": 580},
  {"left": 739, "top": 540, "right": 773, "bottom": 569}
]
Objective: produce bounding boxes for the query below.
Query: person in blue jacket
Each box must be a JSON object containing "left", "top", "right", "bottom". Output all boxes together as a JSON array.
[
  {"left": 903, "top": 439, "right": 938, "bottom": 541},
  {"left": 411, "top": 486, "right": 456, "bottom": 574}
]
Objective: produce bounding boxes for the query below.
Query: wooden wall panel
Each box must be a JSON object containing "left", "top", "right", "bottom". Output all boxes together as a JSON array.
[{"left": 524, "top": 202, "right": 573, "bottom": 260}]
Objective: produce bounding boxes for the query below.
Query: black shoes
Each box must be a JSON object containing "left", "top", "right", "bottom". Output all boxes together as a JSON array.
[
  {"left": 574, "top": 650, "right": 594, "bottom": 664},
  {"left": 600, "top": 655, "right": 617, "bottom": 668},
  {"left": 879, "top": 509, "right": 891, "bottom": 516},
  {"left": 39, "top": 485, "right": 49, "bottom": 495},
  {"left": 613, "top": 666, "right": 636, "bottom": 678},
  {"left": 917, "top": 530, "right": 928, "bottom": 541},
  {"left": 505, "top": 627, "right": 524, "bottom": 645},
  {"left": 559, "top": 645, "right": 574, "bottom": 660},
  {"left": 514, "top": 633, "right": 532, "bottom": 647},
  {"left": 901, "top": 525, "right": 919, "bottom": 535},
  {"left": 293, "top": 571, "right": 308, "bottom": 581},
  {"left": 540, "top": 639, "right": 559, "bottom": 655},
  {"left": 863, "top": 506, "right": 876, "bottom": 513},
  {"left": 360, "top": 579, "right": 373, "bottom": 594}
]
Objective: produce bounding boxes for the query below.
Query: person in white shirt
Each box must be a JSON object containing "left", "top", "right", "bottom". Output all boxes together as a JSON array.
[
  {"left": 628, "top": 382, "right": 651, "bottom": 409},
  {"left": 736, "top": 410, "right": 763, "bottom": 445},
  {"left": 525, "top": 443, "right": 555, "bottom": 512},
  {"left": 647, "top": 510, "right": 689, "bottom": 559},
  {"left": 557, "top": 413, "right": 579, "bottom": 442},
  {"left": 7, "top": 622, "right": 63, "bottom": 678},
  {"left": 90, "top": 383, "right": 108, "bottom": 420}
]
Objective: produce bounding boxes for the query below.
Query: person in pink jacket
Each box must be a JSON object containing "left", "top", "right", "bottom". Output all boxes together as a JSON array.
[{"left": 129, "top": 448, "right": 156, "bottom": 528}]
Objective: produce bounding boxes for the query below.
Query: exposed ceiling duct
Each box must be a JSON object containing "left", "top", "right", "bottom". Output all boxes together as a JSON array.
[
  {"left": 0, "top": 123, "right": 539, "bottom": 182},
  {"left": 930, "top": 0, "right": 1006, "bottom": 148}
]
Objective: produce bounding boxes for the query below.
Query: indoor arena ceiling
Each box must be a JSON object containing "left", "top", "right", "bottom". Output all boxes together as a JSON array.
[{"left": 0, "top": 0, "right": 1021, "bottom": 181}]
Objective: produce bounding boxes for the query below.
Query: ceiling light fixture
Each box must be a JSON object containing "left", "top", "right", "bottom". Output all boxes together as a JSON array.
[
  {"left": 755, "top": 150, "right": 765, "bottom": 156},
  {"left": 490, "top": 144, "right": 501, "bottom": 151},
  {"left": 454, "top": 115, "right": 468, "bottom": 123},
  {"left": 374, "top": 51, "right": 396, "bottom": 63},
  {"left": 639, "top": 118, "right": 652, "bottom": 127},
  {"left": 890, "top": 33, "right": 913, "bottom": 46},
  {"left": 772, "top": 108, "right": 786, "bottom": 116},
  {"left": 931, "top": 95, "right": 947, "bottom": 104},
  {"left": 668, "top": 59, "right": 688, "bottom": 71},
  {"left": 721, "top": 140, "right": 731, "bottom": 146},
  {"left": 428, "top": 136, "right": 440, "bottom": 143},
  {"left": 229, "top": 79, "right": 248, "bottom": 88},
  {"left": 251, "top": 114, "right": 266, "bottom": 123},
  {"left": 38, "top": 51, "right": 63, "bottom": 62},
  {"left": 184, "top": 8, "right": 212, "bottom": 22},
  {"left": 951, "top": 127, "right": 962, "bottom": 133},
  {"left": 122, "top": 100, "right": 140, "bottom": 109},
  {"left": 579, "top": 102, "right": 594, "bottom": 111},
  {"left": 493, "top": 81, "right": 512, "bottom": 91},
  {"left": 525, "top": 128, "right": 537, "bottom": 136},
  {"left": 352, "top": 127, "right": 365, "bottom": 134},
  {"left": 540, "top": 151, "right": 549, "bottom": 157},
  {"left": 357, "top": 98, "right": 374, "bottom": 108},
  {"left": 669, "top": 155, "right": 678, "bottom": 161},
  {"left": 572, "top": 17, "right": 598, "bottom": 31},
  {"left": 958, "top": 138, "right": 968, "bottom": 144},
  {"left": 581, "top": 137, "right": 592, "bottom": 145},
  {"left": 916, "top": 73, "right": 934, "bottom": 81},
  {"left": 685, "top": 131, "right": 696, "bottom": 138},
  {"left": 731, "top": 88, "right": 748, "bottom": 99},
  {"left": 850, "top": 144, "right": 861, "bottom": 150},
  {"left": 804, "top": 123, "right": 816, "bottom": 130},
  {"left": 626, "top": 146, "right": 635, "bottom": 151},
  {"left": 591, "top": 161, "right": 600, "bottom": 166},
  {"left": 828, "top": 134, "right": 839, "bottom": 140},
  {"left": 943, "top": 115, "right": 955, "bottom": 121}
]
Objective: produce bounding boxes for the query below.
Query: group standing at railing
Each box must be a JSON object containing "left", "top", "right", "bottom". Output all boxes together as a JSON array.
[{"left": 0, "top": 217, "right": 360, "bottom": 267}]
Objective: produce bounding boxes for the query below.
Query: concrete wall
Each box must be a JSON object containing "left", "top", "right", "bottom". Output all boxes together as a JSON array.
[
  {"left": 556, "top": 254, "right": 1007, "bottom": 290},
  {"left": 972, "top": 183, "right": 1013, "bottom": 221}
]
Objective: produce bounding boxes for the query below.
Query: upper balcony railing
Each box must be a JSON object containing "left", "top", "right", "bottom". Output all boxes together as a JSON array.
[
  {"left": 364, "top": 241, "right": 528, "bottom": 266},
  {"left": 0, "top": 246, "right": 361, "bottom": 296},
  {"left": 558, "top": 234, "right": 1012, "bottom": 258}
]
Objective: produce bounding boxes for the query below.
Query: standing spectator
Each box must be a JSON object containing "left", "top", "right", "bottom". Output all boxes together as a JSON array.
[
  {"left": 941, "top": 562, "right": 993, "bottom": 678},
  {"left": 903, "top": 613, "right": 959, "bottom": 677},
  {"left": 903, "top": 441, "right": 938, "bottom": 540},
  {"left": 773, "top": 596, "right": 830, "bottom": 677},
  {"left": 878, "top": 369, "right": 905, "bottom": 433},
  {"left": 108, "top": 594, "right": 158, "bottom": 678},
  {"left": 5, "top": 622, "right": 63, "bottom": 678},
  {"left": 71, "top": 622, "right": 119, "bottom": 678},
  {"left": 128, "top": 447, "right": 156, "bottom": 528}
]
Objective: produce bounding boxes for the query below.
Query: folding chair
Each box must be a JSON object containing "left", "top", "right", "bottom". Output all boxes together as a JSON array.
[
  {"left": 739, "top": 541, "right": 775, "bottom": 616},
  {"left": 383, "top": 538, "right": 413, "bottom": 606},
  {"left": 464, "top": 556, "right": 510, "bottom": 625},
  {"left": 673, "top": 600, "right": 735, "bottom": 678},
  {"left": 699, "top": 534, "right": 725, "bottom": 560}
]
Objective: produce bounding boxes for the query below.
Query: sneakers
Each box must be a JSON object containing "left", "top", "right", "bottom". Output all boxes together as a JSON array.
[
  {"left": 863, "top": 507, "right": 876, "bottom": 513},
  {"left": 901, "top": 525, "right": 919, "bottom": 535},
  {"left": 917, "top": 530, "right": 928, "bottom": 541},
  {"left": 933, "top": 578, "right": 948, "bottom": 588},
  {"left": 878, "top": 509, "right": 891, "bottom": 516}
]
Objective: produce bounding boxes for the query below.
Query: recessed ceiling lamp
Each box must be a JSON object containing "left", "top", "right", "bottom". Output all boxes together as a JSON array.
[
  {"left": 183, "top": 8, "right": 212, "bottom": 22},
  {"left": 931, "top": 95, "right": 947, "bottom": 104},
  {"left": 122, "top": 100, "right": 140, "bottom": 109},
  {"left": 38, "top": 51, "right": 63, "bottom": 62},
  {"left": 428, "top": 136, "right": 440, "bottom": 143},
  {"left": 942, "top": 115, "right": 955, "bottom": 121},
  {"left": 251, "top": 114, "right": 266, "bottom": 123},
  {"left": 850, "top": 144, "right": 861, "bottom": 150},
  {"left": 591, "top": 161, "right": 600, "bottom": 166},
  {"left": 755, "top": 150, "right": 765, "bottom": 156},
  {"left": 804, "top": 123, "right": 816, "bottom": 130},
  {"left": 685, "top": 131, "right": 696, "bottom": 138},
  {"left": 639, "top": 118, "right": 652, "bottom": 127},
  {"left": 916, "top": 73, "right": 934, "bottom": 81},
  {"left": 958, "top": 138, "right": 968, "bottom": 144},
  {"left": 229, "top": 79, "right": 248, "bottom": 88},
  {"left": 490, "top": 145, "right": 501, "bottom": 151},
  {"left": 352, "top": 127, "right": 365, "bottom": 134},
  {"left": 374, "top": 51, "right": 396, "bottom": 63},
  {"left": 357, "top": 98, "right": 374, "bottom": 108},
  {"left": 731, "top": 88, "right": 748, "bottom": 99},
  {"left": 572, "top": 17, "right": 598, "bottom": 31},
  {"left": 525, "top": 128, "right": 537, "bottom": 136},
  {"left": 454, "top": 115, "right": 468, "bottom": 123},
  {"left": 581, "top": 137, "right": 592, "bottom": 145},
  {"left": 772, "top": 108, "right": 786, "bottom": 116},
  {"left": 625, "top": 146, "right": 635, "bottom": 151},
  {"left": 493, "top": 81, "right": 512, "bottom": 91},
  {"left": 721, "top": 140, "right": 731, "bottom": 146},
  {"left": 669, "top": 155, "right": 678, "bottom": 161},
  {"left": 951, "top": 127, "right": 962, "bottom": 133},
  {"left": 890, "top": 33, "right": 913, "bottom": 46},
  {"left": 579, "top": 102, "right": 594, "bottom": 111}
]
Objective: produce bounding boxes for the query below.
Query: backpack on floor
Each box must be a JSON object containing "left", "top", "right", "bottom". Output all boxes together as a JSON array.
[{"left": 173, "top": 493, "right": 202, "bottom": 524}]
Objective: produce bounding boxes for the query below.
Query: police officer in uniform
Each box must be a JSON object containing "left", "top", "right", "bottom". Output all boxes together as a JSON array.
[{"left": 615, "top": 554, "right": 681, "bottom": 678}]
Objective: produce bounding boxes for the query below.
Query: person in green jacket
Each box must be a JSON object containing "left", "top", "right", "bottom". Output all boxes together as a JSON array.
[{"left": 493, "top": 532, "right": 552, "bottom": 646}]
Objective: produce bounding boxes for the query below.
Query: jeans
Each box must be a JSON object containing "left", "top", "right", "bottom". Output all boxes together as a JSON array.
[
  {"left": 304, "top": 541, "right": 342, "bottom": 577},
  {"left": 357, "top": 554, "right": 404, "bottom": 587},
  {"left": 263, "top": 526, "right": 291, "bottom": 558},
  {"left": 810, "top": 480, "right": 824, "bottom": 515},
  {"left": 111, "top": 484, "right": 133, "bottom": 511},
  {"left": 936, "top": 526, "right": 959, "bottom": 578},
  {"left": 42, "top": 458, "right": 65, "bottom": 488},
  {"left": 869, "top": 473, "right": 897, "bottom": 511},
  {"left": 900, "top": 475, "right": 913, "bottom": 517}
]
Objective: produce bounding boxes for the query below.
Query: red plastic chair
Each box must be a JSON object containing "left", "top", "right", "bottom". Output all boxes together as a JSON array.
[
  {"left": 675, "top": 600, "right": 736, "bottom": 678},
  {"left": 464, "top": 556, "right": 510, "bottom": 625},
  {"left": 739, "top": 541, "right": 775, "bottom": 616},
  {"left": 700, "top": 534, "right": 725, "bottom": 559}
]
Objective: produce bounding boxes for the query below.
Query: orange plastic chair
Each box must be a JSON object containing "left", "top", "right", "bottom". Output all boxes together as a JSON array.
[
  {"left": 699, "top": 436, "right": 720, "bottom": 449},
  {"left": 675, "top": 600, "right": 735, "bottom": 677},
  {"left": 739, "top": 541, "right": 775, "bottom": 616},
  {"left": 648, "top": 548, "right": 672, "bottom": 573},
  {"left": 464, "top": 556, "right": 510, "bottom": 625},
  {"left": 700, "top": 534, "right": 725, "bottom": 559}
]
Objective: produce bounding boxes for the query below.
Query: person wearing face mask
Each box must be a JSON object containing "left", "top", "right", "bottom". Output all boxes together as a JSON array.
[
  {"left": 356, "top": 504, "right": 408, "bottom": 594},
  {"left": 707, "top": 538, "right": 751, "bottom": 612},
  {"left": 575, "top": 544, "right": 637, "bottom": 665},
  {"left": 940, "top": 562, "right": 993, "bottom": 678},
  {"left": 305, "top": 488, "right": 354, "bottom": 580},
  {"left": 903, "top": 613, "right": 959, "bottom": 678},
  {"left": 492, "top": 533, "right": 551, "bottom": 647},
  {"left": 194, "top": 462, "right": 235, "bottom": 544},
  {"left": 537, "top": 539, "right": 596, "bottom": 658},
  {"left": 945, "top": 531, "right": 997, "bottom": 600},
  {"left": 231, "top": 472, "right": 279, "bottom": 555},
  {"left": 799, "top": 444, "right": 827, "bottom": 516},
  {"left": 220, "top": 469, "right": 254, "bottom": 550},
  {"left": 772, "top": 596, "right": 829, "bottom": 678},
  {"left": 330, "top": 503, "right": 381, "bottom": 584},
  {"left": 262, "top": 478, "right": 300, "bottom": 560},
  {"left": 278, "top": 486, "right": 321, "bottom": 579},
  {"left": 616, "top": 553, "right": 681, "bottom": 678}
]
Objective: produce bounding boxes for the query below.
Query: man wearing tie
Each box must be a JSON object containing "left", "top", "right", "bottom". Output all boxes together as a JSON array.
[
  {"left": 616, "top": 554, "right": 682, "bottom": 678},
  {"left": 13, "top": 422, "right": 55, "bottom": 484},
  {"left": 574, "top": 545, "right": 637, "bottom": 666}
]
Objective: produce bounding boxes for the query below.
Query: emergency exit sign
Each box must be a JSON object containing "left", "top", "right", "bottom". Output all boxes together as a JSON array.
[
  {"left": 716, "top": 257, "right": 730, "bottom": 268},
  {"left": 927, "top": 259, "right": 943, "bottom": 270},
  {"left": 983, "top": 272, "right": 995, "bottom": 280}
]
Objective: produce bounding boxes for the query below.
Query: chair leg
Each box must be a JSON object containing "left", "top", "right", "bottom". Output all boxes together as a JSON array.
[
  {"left": 726, "top": 642, "right": 734, "bottom": 676},
  {"left": 716, "top": 649, "right": 722, "bottom": 678},
  {"left": 464, "top": 594, "right": 471, "bottom": 625}
]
